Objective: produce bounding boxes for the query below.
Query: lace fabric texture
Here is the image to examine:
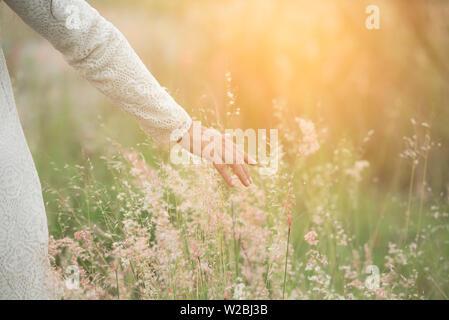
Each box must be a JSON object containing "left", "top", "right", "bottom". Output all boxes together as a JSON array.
[{"left": 0, "top": 0, "right": 191, "bottom": 299}]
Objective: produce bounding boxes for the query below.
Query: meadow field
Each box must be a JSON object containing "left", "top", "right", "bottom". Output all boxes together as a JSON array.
[{"left": 1, "top": 0, "right": 448, "bottom": 299}]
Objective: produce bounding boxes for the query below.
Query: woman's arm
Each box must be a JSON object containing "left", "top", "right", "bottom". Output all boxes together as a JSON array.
[
  {"left": 5, "top": 0, "right": 254, "bottom": 186},
  {"left": 4, "top": 0, "right": 191, "bottom": 144}
]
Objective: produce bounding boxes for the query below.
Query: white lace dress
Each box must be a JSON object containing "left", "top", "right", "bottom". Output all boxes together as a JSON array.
[{"left": 0, "top": 0, "right": 192, "bottom": 299}]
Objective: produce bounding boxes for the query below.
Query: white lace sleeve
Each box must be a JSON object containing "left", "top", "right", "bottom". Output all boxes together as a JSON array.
[{"left": 4, "top": 0, "right": 192, "bottom": 144}]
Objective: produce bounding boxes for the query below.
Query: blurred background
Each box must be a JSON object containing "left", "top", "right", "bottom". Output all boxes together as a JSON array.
[{"left": 1, "top": 0, "right": 449, "bottom": 222}]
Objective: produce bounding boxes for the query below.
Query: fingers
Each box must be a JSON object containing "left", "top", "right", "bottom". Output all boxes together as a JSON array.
[
  {"left": 236, "top": 148, "right": 251, "bottom": 185},
  {"left": 241, "top": 162, "right": 251, "bottom": 183},
  {"left": 206, "top": 129, "right": 254, "bottom": 188},
  {"left": 230, "top": 163, "right": 250, "bottom": 187},
  {"left": 213, "top": 163, "right": 235, "bottom": 187},
  {"left": 225, "top": 138, "right": 253, "bottom": 187}
]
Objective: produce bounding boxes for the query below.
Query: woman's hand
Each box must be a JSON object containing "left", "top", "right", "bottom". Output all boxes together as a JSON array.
[{"left": 178, "top": 123, "right": 256, "bottom": 187}]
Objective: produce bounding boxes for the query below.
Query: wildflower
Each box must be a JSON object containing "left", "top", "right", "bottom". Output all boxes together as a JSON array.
[
  {"left": 233, "top": 282, "right": 246, "bottom": 300},
  {"left": 286, "top": 214, "right": 293, "bottom": 228},
  {"left": 345, "top": 160, "right": 370, "bottom": 182},
  {"left": 124, "top": 150, "right": 138, "bottom": 163},
  {"left": 304, "top": 231, "right": 318, "bottom": 246},
  {"left": 74, "top": 230, "right": 91, "bottom": 242},
  {"left": 312, "top": 215, "right": 323, "bottom": 225},
  {"left": 320, "top": 255, "right": 329, "bottom": 265},
  {"left": 295, "top": 118, "right": 320, "bottom": 156}
]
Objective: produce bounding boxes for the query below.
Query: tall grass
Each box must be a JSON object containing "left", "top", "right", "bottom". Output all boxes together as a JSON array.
[
  {"left": 43, "top": 105, "right": 447, "bottom": 299},
  {"left": 1, "top": 0, "right": 448, "bottom": 299}
]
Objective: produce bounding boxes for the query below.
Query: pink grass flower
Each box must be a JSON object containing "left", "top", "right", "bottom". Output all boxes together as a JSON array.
[{"left": 304, "top": 231, "right": 319, "bottom": 246}]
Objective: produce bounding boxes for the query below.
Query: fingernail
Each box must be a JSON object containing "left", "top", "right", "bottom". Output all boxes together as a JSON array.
[{"left": 249, "top": 156, "right": 257, "bottom": 165}]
